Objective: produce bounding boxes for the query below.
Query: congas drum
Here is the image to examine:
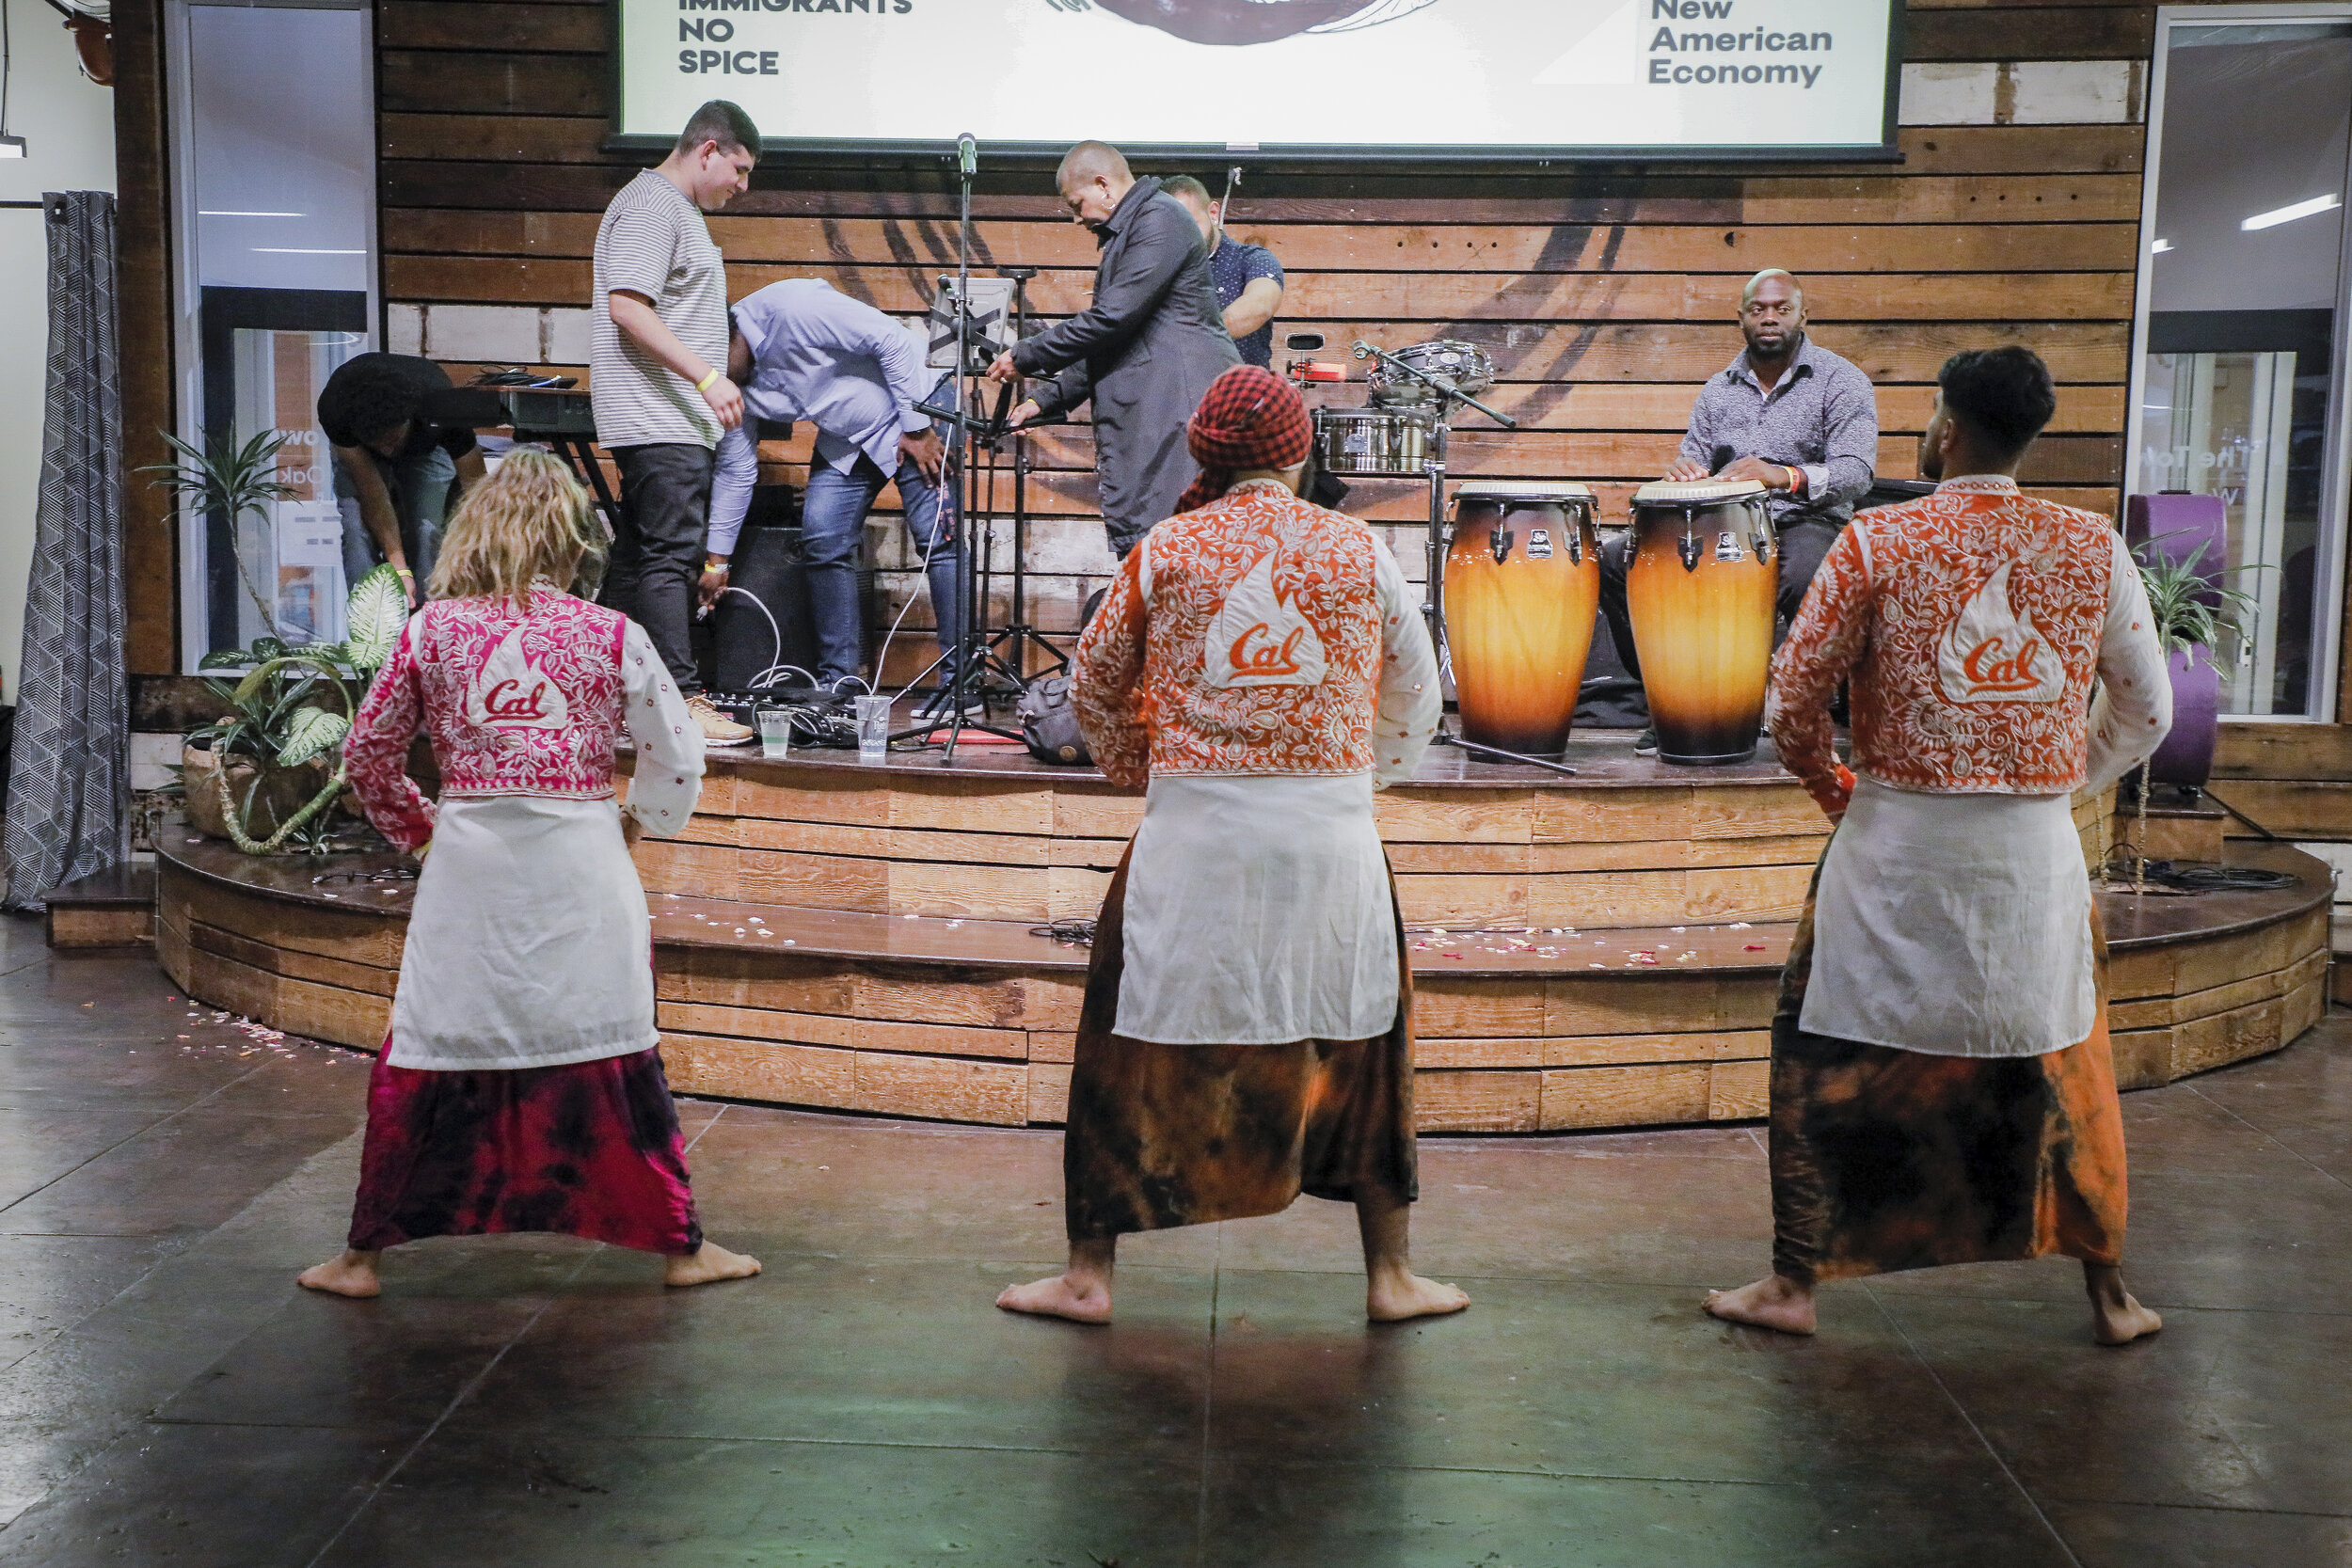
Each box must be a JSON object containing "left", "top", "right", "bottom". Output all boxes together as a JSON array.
[
  {"left": 1312, "top": 405, "right": 1438, "bottom": 475},
  {"left": 1442, "top": 481, "right": 1600, "bottom": 757},
  {"left": 1625, "top": 479, "right": 1778, "bottom": 766}
]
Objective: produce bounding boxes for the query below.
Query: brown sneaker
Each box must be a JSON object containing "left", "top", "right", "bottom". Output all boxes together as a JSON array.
[{"left": 685, "top": 694, "right": 755, "bottom": 746}]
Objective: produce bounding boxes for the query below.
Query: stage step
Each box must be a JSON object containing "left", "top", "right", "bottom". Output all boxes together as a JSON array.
[
  {"left": 644, "top": 888, "right": 1795, "bottom": 979},
  {"left": 44, "top": 863, "right": 157, "bottom": 949},
  {"left": 153, "top": 825, "right": 2334, "bottom": 1134}
]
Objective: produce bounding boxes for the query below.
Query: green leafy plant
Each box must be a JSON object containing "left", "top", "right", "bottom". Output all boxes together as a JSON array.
[
  {"left": 2134, "top": 534, "right": 2263, "bottom": 668},
  {"left": 142, "top": 429, "right": 299, "bottom": 641},
  {"left": 185, "top": 563, "right": 411, "bottom": 855}
]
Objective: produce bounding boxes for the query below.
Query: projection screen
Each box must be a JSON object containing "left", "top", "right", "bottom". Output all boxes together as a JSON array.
[{"left": 613, "top": 0, "right": 1904, "bottom": 161}]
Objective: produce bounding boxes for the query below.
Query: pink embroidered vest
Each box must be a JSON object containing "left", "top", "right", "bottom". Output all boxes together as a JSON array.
[{"left": 389, "top": 592, "right": 629, "bottom": 800}]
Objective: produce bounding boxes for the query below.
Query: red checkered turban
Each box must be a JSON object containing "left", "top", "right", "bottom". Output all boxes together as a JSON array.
[{"left": 1175, "top": 365, "right": 1313, "bottom": 514}]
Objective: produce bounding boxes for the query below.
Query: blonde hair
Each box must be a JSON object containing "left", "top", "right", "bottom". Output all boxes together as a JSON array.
[{"left": 427, "top": 447, "right": 606, "bottom": 609}]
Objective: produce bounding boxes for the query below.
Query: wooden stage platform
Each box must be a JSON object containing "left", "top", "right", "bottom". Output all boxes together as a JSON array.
[{"left": 152, "top": 735, "right": 2333, "bottom": 1133}]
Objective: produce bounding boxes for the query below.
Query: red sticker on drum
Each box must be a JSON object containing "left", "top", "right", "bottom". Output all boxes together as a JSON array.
[
  {"left": 1205, "top": 552, "right": 1328, "bottom": 689},
  {"left": 1936, "top": 562, "right": 2064, "bottom": 704}
]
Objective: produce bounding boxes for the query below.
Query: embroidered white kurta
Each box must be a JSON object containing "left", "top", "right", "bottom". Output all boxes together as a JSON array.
[
  {"left": 1800, "top": 531, "right": 2170, "bottom": 1057},
  {"left": 386, "top": 621, "right": 704, "bottom": 1070},
  {"left": 1113, "top": 534, "right": 1440, "bottom": 1045}
]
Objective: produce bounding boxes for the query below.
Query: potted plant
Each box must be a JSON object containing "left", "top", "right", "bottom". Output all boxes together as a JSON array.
[
  {"left": 2121, "top": 537, "right": 2260, "bottom": 885},
  {"left": 181, "top": 564, "right": 409, "bottom": 854}
]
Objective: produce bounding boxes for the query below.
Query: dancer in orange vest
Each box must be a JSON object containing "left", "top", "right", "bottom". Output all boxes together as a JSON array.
[
  {"left": 996, "top": 366, "right": 1464, "bottom": 1325},
  {"left": 1708, "top": 348, "right": 2169, "bottom": 1344}
]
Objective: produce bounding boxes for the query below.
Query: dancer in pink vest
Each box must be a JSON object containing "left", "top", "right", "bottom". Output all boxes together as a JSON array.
[{"left": 300, "top": 450, "right": 759, "bottom": 1297}]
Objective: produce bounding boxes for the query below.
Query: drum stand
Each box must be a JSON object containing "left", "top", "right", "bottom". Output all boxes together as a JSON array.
[{"left": 1347, "top": 341, "right": 1580, "bottom": 779}]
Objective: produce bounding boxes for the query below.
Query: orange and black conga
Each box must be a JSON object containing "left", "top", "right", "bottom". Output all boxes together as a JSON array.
[
  {"left": 1442, "top": 482, "right": 1599, "bottom": 757},
  {"left": 1625, "top": 479, "right": 1777, "bottom": 766}
]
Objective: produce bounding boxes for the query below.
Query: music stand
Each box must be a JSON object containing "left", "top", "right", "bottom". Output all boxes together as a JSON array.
[
  {"left": 976, "top": 268, "right": 1070, "bottom": 687},
  {"left": 889, "top": 135, "right": 1026, "bottom": 760}
]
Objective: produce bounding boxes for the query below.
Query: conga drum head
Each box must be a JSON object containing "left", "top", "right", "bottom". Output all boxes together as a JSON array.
[
  {"left": 1630, "top": 478, "right": 1769, "bottom": 505},
  {"left": 1626, "top": 480, "right": 1777, "bottom": 766},
  {"left": 1443, "top": 481, "right": 1601, "bottom": 757}
]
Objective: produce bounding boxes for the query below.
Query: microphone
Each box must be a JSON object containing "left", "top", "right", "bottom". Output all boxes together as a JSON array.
[
  {"left": 1709, "top": 444, "right": 1735, "bottom": 475},
  {"left": 957, "top": 134, "right": 977, "bottom": 177}
]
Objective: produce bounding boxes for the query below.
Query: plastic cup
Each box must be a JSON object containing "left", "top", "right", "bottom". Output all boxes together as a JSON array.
[
  {"left": 853, "top": 694, "right": 893, "bottom": 763},
  {"left": 755, "top": 706, "right": 792, "bottom": 759}
]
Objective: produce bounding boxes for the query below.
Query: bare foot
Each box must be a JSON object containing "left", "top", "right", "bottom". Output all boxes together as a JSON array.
[
  {"left": 996, "top": 1274, "right": 1113, "bottom": 1324},
  {"left": 1705, "top": 1273, "right": 1818, "bottom": 1335},
  {"left": 1367, "top": 1273, "right": 1471, "bottom": 1323},
  {"left": 2086, "top": 1265, "right": 2162, "bottom": 1346},
  {"left": 296, "top": 1249, "right": 383, "bottom": 1299},
  {"left": 664, "top": 1243, "right": 762, "bottom": 1288}
]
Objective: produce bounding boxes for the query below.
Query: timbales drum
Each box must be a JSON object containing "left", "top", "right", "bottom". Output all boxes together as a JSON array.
[
  {"left": 1625, "top": 479, "right": 1778, "bottom": 766},
  {"left": 1368, "top": 339, "right": 1495, "bottom": 409},
  {"left": 1443, "top": 481, "right": 1600, "bottom": 757},
  {"left": 1312, "top": 405, "right": 1439, "bottom": 475}
]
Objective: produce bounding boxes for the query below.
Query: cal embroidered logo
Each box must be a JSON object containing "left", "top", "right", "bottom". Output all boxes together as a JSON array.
[
  {"left": 1205, "top": 552, "right": 1327, "bottom": 689},
  {"left": 465, "top": 629, "right": 570, "bottom": 731},
  {"left": 1936, "top": 561, "right": 2065, "bottom": 704}
]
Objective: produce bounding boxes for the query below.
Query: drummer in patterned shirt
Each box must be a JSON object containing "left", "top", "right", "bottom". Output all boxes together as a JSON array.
[
  {"left": 1163, "top": 176, "right": 1286, "bottom": 369},
  {"left": 1597, "top": 268, "right": 1879, "bottom": 752}
]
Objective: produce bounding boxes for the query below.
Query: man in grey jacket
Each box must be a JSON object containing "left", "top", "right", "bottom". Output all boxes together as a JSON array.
[{"left": 986, "top": 141, "right": 1240, "bottom": 557}]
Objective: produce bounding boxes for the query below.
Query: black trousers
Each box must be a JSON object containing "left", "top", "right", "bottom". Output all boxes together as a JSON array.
[
  {"left": 605, "top": 444, "right": 714, "bottom": 694},
  {"left": 1596, "top": 517, "right": 1843, "bottom": 701}
]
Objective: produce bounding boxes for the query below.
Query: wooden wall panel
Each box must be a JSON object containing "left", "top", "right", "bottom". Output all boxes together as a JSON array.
[
  {"left": 117, "top": 0, "right": 177, "bottom": 673},
  {"left": 375, "top": 0, "right": 2171, "bottom": 669}
]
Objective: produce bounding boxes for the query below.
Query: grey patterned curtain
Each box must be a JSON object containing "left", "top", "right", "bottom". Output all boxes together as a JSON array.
[{"left": 2, "top": 192, "right": 128, "bottom": 911}]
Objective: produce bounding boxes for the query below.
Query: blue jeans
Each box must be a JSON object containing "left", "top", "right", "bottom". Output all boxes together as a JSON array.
[
  {"left": 801, "top": 453, "right": 959, "bottom": 687},
  {"left": 333, "top": 445, "right": 454, "bottom": 595}
]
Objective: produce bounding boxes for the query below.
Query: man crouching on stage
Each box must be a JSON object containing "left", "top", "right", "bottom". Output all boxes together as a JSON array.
[
  {"left": 1707, "top": 346, "right": 2169, "bottom": 1345},
  {"left": 996, "top": 365, "right": 1466, "bottom": 1326}
]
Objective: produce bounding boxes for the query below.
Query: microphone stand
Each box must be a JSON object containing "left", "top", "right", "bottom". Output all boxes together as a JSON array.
[
  {"left": 891, "top": 134, "right": 1025, "bottom": 761},
  {"left": 1347, "top": 340, "right": 1578, "bottom": 779}
]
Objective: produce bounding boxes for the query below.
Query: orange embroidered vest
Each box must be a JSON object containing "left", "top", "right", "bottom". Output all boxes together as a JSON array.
[
  {"left": 1774, "top": 478, "right": 2118, "bottom": 796},
  {"left": 1073, "top": 483, "right": 1386, "bottom": 783}
]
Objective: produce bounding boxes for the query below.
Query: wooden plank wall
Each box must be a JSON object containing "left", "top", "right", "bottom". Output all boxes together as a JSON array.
[{"left": 376, "top": 0, "right": 2171, "bottom": 683}]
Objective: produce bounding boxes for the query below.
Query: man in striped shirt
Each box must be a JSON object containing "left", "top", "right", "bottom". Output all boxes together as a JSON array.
[{"left": 593, "top": 99, "right": 760, "bottom": 745}]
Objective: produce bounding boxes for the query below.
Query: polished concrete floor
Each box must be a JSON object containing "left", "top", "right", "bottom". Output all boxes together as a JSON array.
[{"left": 1, "top": 918, "right": 2348, "bottom": 1567}]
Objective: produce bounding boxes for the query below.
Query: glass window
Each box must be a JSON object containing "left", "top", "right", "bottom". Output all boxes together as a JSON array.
[
  {"left": 170, "top": 1, "right": 376, "bottom": 664},
  {"left": 212, "top": 320, "right": 369, "bottom": 651},
  {"left": 2134, "top": 18, "right": 2352, "bottom": 718}
]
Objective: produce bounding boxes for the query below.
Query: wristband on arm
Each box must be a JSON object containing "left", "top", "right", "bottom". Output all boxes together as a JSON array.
[{"left": 695, "top": 369, "right": 722, "bottom": 393}]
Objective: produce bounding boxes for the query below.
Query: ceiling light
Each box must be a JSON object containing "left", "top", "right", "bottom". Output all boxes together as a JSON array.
[
  {"left": 2242, "top": 194, "right": 2342, "bottom": 231},
  {"left": 0, "top": 135, "right": 24, "bottom": 159},
  {"left": 2150, "top": 238, "right": 2172, "bottom": 254},
  {"left": 201, "top": 210, "right": 306, "bottom": 217}
]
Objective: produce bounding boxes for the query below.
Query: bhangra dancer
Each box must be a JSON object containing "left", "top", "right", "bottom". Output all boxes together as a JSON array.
[
  {"left": 299, "top": 451, "right": 760, "bottom": 1298},
  {"left": 996, "top": 366, "right": 1464, "bottom": 1325},
  {"left": 1707, "top": 347, "right": 2169, "bottom": 1344}
]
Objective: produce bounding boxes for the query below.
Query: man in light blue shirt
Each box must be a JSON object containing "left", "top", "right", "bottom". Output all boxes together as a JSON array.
[{"left": 714, "top": 278, "right": 957, "bottom": 705}]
